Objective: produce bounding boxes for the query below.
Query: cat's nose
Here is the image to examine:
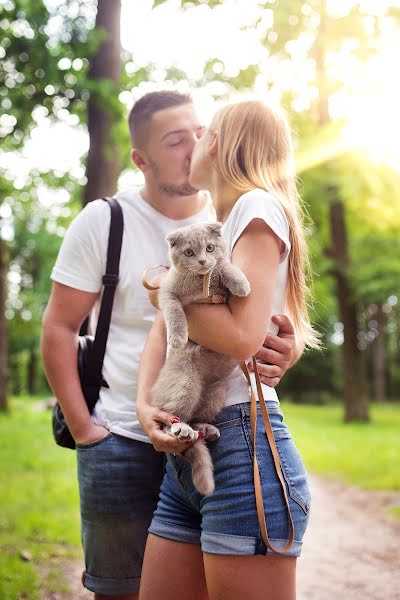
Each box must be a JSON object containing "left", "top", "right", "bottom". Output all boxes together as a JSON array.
[{"left": 198, "top": 259, "right": 206, "bottom": 265}]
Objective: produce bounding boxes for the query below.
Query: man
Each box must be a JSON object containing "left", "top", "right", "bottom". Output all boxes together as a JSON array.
[{"left": 41, "top": 91, "right": 300, "bottom": 600}]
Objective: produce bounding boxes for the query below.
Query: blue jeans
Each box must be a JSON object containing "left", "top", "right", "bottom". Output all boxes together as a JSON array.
[
  {"left": 149, "top": 402, "right": 311, "bottom": 557},
  {"left": 77, "top": 433, "right": 164, "bottom": 595}
]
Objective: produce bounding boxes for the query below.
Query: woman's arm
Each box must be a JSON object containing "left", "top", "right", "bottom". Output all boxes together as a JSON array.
[
  {"left": 185, "top": 219, "right": 281, "bottom": 362},
  {"left": 136, "top": 312, "right": 194, "bottom": 453}
]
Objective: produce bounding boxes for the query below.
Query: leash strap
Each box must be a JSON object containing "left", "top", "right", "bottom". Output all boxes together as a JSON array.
[
  {"left": 241, "top": 358, "right": 295, "bottom": 554},
  {"left": 141, "top": 264, "right": 169, "bottom": 290}
]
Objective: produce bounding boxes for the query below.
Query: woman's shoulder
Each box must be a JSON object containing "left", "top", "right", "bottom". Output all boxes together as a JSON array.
[
  {"left": 236, "top": 188, "right": 283, "bottom": 212},
  {"left": 223, "top": 188, "right": 291, "bottom": 259}
]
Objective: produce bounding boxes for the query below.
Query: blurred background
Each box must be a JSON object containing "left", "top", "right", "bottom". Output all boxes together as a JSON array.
[{"left": 0, "top": 1, "right": 399, "bottom": 598}]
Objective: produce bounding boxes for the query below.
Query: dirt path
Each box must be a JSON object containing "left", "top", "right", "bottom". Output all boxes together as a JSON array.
[
  {"left": 55, "top": 474, "right": 400, "bottom": 599},
  {"left": 297, "top": 474, "right": 400, "bottom": 600}
]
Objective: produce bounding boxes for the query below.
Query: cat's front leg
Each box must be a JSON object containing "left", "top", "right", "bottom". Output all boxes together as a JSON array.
[
  {"left": 219, "top": 263, "right": 251, "bottom": 297},
  {"left": 192, "top": 423, "right": 220, "bottom": 442},
  {"left": 159, "top": 291, "right": 188, "bottom": 349}
]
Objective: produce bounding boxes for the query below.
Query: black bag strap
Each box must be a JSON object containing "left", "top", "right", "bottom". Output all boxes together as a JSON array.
[{"left": 87, "top": 197, "right": 124, "bottom": 393}]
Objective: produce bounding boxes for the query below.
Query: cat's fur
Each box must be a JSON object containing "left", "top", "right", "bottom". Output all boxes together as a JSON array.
[{"left": 151, "top": 222, "right": 250, "bottom": 495}]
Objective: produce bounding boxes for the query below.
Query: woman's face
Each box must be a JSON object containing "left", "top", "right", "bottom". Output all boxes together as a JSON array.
[{"left": 188, "top": 127, "right": 214, "bottom": 191}]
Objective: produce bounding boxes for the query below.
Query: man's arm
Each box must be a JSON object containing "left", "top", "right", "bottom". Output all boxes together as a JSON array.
[{"left": 41, "top": 282, "right": 108, "bottom": 445}]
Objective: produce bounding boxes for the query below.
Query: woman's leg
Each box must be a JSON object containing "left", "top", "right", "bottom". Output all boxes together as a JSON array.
[
  {"left": 204, "top": 553, "right": 296, "bottom": 600},
  {"left": 139, "top": 534, "right": 209, "bottom": 600}
]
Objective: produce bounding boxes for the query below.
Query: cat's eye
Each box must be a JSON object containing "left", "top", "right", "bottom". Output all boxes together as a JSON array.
[
  {"left": 184, "top": 248, "right": 194, "bottom": 257},
  {"left": 206, "top": 244, "right": 215, "bottom": 252}
]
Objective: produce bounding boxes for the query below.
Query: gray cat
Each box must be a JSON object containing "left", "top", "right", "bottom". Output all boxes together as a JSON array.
[{"left": 151, "top": 222, "right": 250, "bottom": 495}]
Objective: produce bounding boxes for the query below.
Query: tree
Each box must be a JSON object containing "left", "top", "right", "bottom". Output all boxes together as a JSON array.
[{"left": 83, "top": 0, "right": 122, "bottom": 205}]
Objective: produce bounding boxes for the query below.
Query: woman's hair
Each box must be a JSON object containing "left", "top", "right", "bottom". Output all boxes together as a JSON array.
[{"left": 211, "top": 100, "right": 319, "bottom": 349}]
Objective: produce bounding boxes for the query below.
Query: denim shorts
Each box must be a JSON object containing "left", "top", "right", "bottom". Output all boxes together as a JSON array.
[
  {"left": 77, "top": 433, "right": 164, "bottom": 595},
  {"left": 149, "top": 402, "right": 311, "bottom": 557}
]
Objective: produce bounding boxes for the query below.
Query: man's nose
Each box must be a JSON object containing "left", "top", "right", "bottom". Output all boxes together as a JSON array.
[{"left": 198, "top": 259, "right": 206, "bottom": 265}]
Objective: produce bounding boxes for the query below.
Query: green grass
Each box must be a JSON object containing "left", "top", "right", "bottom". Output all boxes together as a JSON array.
[
  {"left": 0, "top": 396, "right": 81, "bottom": 600},
  {"left": 281, "top": 401, "right": 400, "bottom": 492},
  {"left": 0, "top": 397, "right": 399, "bottom": 598}
]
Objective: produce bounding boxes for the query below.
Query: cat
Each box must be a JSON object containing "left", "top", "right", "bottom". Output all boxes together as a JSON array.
[{"left": 151, "top": 222, "right": 251, "bottom": 495}]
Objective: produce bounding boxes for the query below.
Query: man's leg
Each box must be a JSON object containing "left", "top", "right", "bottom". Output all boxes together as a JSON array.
[{"left": 77, "top": 433, "right": 165, "bottom": 598}]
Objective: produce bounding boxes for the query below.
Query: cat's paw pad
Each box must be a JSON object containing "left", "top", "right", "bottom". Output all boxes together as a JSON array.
[
  {"left": 230, "top": 278, "right": 251, "bottom": 297},
  {"left": 170, "top": 422, "right": 198, "bottom": 442}
]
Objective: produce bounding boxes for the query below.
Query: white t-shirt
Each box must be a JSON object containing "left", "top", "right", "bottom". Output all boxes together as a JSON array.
[
  {"left": 51, "top": 188, "right": 211, "bottom": 442},
  {"left": 221, "top": 188, "right": 291, "bottom": 406}
]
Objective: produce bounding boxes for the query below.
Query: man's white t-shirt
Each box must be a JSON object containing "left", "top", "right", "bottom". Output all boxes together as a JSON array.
[
  {"left": 51, "top": 187, "right": 290, "bottom": 442},
  {"left": 51, "top": 188, "right": 211, "bottom": 442}
]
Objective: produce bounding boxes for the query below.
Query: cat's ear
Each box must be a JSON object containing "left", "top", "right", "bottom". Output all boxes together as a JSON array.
[
  {"left": 166, "top": 231, "right": 183, "bottom": 247},
  {"left": 207, "top": 222, "right": 223, "bottom": 236}
]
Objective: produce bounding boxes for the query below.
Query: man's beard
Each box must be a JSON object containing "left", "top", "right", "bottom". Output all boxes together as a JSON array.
[{"left": 149, "top": 159, "right": 199, "bottom": 197}]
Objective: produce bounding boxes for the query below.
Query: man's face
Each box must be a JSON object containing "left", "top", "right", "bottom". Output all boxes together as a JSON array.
[{"left": 140, "top": 104, "right": 205, "bottom": 196}]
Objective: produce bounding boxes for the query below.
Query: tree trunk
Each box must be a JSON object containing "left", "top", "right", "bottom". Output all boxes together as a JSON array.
[
  {"left": 0, "top": 234, "right": 8, "bottom": 411},
  {"left": 315, "top": 11, "right": 369, "bottom": 421},
  {"left": 83, "top": 0, "right": 122, "bottom": 205},
  {"left": 371, "top": 305, "right": 386, "bottom": 402},
  {"left": 329, "top": 199, "right": 369, "bottom": 421},
  {"left": 27, "top": 346, "right": 37, "bottom": 396}
]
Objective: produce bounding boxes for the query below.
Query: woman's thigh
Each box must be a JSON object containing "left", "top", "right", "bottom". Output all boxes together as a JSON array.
[
  {"left": 139, "top": 534, "right": 209, "bottom": 600},
  {"left": 204, "top": 553, "right": 296, "bottom": 600}
]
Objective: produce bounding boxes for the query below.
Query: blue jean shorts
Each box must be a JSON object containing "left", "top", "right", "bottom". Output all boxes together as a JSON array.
[
  {"left": 77, "top": 433, "right": 164, "bottom": 595},
  {"left": 149, "top": 402, "right": 311, "bottom": 557}
]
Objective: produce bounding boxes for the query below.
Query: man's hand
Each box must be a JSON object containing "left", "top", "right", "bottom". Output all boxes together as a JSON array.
[
  {"left": 74, "top": 422, "right": 110, "bottom": 446},
  {"left": 137, "top": 404, "right": 195, "bottom": 454},
  {"left": 250, "top": 315, "right": 297, "bottom": 387}
]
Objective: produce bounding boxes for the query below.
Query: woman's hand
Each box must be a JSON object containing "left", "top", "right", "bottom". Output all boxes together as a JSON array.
[
  {"left": 249, "top": 314, "right": 299, "bottom": 387},
  {"left": 137, "top": 404, "right": 195, "bottom": 454}
]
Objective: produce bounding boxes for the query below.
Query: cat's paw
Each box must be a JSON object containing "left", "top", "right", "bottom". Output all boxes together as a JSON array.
[
  {"left": 170, "top": 422, "right": 199, "bottom": 442},
  {"left": 229, "top": 277, "right": 251, "bottom": 297},
  {"left": 196, "top": 424, "right": 220, "bottom": 442},
  {"left": 168, "top": 331, "right": 188, "bottom": 349}
]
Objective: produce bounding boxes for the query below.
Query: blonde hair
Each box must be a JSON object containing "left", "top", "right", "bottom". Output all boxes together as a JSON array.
[{"left": 211, "top": 100, "right": 319, "bottom": 349}]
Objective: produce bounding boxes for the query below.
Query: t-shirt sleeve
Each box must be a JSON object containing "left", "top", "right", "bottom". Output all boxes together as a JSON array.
[
  {"left": 228, "top": 190, "right": 291, "bottom": 262},
  {"left": 51, "top": 200, "right": 110, "bottom": 293}
]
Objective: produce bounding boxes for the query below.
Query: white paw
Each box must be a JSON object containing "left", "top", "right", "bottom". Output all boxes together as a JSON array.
[
  {"left": 230, "top": 278, "right": 251, "bottom": 297},
  {"left": 170, "top": 422, "right": 199, "bottom": 442}
]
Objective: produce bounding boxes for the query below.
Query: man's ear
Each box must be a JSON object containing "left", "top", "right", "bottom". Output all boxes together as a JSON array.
[
  {"left": 207, "top": 222, "right": 223, "bottom": 236},
  {"left": 131, "top": 148, "right": 149, "bottom": 172},
  {"left": 208, "top": 132, "right": 218, "bottom": 157},
  {"left": 166, "top": 231, "right": 183, "bottom": 247}
]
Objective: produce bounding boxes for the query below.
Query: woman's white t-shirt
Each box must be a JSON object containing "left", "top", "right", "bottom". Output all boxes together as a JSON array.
[{"left": 221, "top": 188, "right": 291, "bottom": 406}]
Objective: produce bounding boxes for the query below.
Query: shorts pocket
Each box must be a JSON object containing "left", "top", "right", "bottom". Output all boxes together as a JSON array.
[
  {"left": 274, "top": 432, "right": 311, "bottom": 515},
  {"left": 76, "top": 432, "right": 113, "bottom": 450}
]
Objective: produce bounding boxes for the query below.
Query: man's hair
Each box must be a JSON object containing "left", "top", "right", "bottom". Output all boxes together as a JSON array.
[{"left": 128, "top": 90, "right": 192, "bottom": 148}]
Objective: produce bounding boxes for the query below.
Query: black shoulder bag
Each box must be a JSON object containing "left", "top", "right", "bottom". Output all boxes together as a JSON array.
[{"left": 52, "top": 197, "right": 124, "bottom": 449}]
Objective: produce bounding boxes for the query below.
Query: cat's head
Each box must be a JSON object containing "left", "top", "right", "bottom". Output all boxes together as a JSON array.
[{"left": 166, "top": 222, "right": 226, "bottom": 275}]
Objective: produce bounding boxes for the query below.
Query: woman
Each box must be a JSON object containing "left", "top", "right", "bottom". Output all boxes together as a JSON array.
[{"left": 137, "top": 99, "right": 319, "bottom": 600}]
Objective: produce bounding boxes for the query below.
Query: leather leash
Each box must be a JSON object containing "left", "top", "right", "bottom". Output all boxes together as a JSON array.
[{"left": 241, "top": 359, "right": 294, "bottom": 553}]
